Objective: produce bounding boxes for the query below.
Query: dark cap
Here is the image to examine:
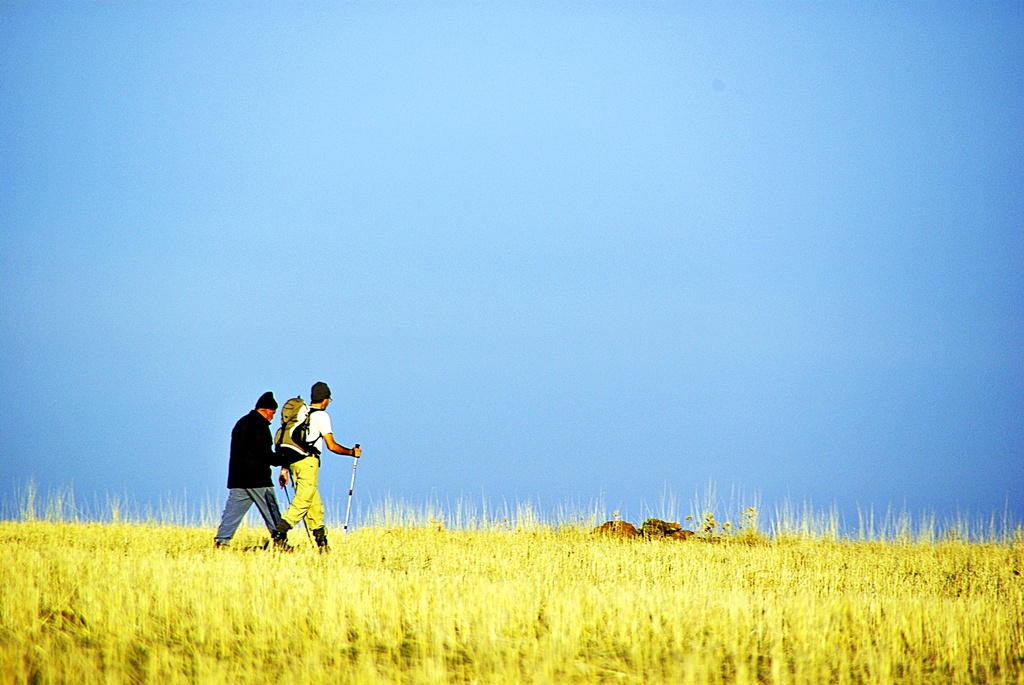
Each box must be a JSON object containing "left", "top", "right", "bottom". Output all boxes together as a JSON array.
[
  {"left": 310, "top": 381, "right": 331, "bottom": 403},
  {"left": 255, "top": 391, "right": 278, "bottom": 410}
]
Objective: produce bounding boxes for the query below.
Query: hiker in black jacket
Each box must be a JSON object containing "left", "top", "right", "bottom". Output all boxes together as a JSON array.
[{"left": 214, "top": 391, "right": 285, "bottom": 548}]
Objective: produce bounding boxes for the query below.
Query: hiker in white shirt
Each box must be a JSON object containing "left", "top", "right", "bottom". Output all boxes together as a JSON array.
[{"left": 273, "top": 381, "right": 360, "bottom": 552}]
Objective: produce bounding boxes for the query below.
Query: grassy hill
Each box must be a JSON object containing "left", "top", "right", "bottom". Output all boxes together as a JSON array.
[{"left": 3, "top": 514, "right": 1023, "bottom": 684}]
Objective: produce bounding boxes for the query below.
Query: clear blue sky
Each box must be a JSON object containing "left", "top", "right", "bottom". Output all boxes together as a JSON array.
[{"left": 2, "top": 2, "right": 1021, "bottom": 528}]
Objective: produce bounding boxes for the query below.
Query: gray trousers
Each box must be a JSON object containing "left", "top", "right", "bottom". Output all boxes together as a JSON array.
[{"left": 214, "top": 487, "right": 282, "bottom": 543}]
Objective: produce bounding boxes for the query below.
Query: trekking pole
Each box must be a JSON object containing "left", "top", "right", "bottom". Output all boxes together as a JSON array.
[{"left": 343, "top": 444, "right": 360, "bottom": 535}]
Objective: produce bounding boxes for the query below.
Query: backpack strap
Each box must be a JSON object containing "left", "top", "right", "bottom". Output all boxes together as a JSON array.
[
  {"left": 304, "top": 408, "right": 325, "bottom": 453},
  {"left": 291, "top": 408, "right": 322, "bottom": 458}
]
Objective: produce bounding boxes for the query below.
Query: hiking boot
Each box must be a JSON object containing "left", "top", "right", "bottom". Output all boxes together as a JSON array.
[
  {"left": 272, "top": 520, "right": 293, "bottom": 551},
  {"left": 312, "top": 526, "right": 330, "bottom": 553}
]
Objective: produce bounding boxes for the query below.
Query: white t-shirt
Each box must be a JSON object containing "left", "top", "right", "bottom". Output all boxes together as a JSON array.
[{"left": 307, "top": 409, "right": 333, "bottom": 454}]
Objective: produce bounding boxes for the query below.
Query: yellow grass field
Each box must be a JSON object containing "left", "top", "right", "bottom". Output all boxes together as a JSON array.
[{"left": 2, "top": 514, "right": 1024, "bottom": 684}]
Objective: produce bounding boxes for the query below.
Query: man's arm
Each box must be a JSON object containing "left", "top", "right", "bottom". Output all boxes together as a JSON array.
[{"left": 323, "top": 433, "right": 361, "bottom": 457}]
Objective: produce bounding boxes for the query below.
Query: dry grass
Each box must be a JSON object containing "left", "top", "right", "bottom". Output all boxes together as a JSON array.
[{"left": 2, "top": 513, "right": 1024, "bottom": 684}]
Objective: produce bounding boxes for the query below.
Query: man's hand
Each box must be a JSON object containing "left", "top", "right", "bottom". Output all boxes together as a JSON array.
[
  {"left": 352, "top": 444, "right": 362, "bottom": 458},
  {"left": 278, "top": 468, "right": 289, "bottom": 488}
]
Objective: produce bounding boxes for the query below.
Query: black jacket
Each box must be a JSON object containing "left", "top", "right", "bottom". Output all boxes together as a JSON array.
[{"left": 226, "top": 410, "right": 276, "bottom": 489}]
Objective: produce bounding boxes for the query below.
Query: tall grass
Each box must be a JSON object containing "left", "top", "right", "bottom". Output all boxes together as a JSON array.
[
  {"left": 3, "top": 485, "right": 1024, "bottom": 685},
  {"left": 6, "top": 480, "right": 221, "bottom": 528},
  {"left": 6, "top": 480, "right": 1021, "bottom": 544},
  {"left": 4, "top": 512, "right": 1024, "bottom": 684}
]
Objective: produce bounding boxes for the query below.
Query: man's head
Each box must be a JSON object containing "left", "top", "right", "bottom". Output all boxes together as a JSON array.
[
  {"left": 311, "top": 381, "right": 331, "bottom": 406},
  {"left": 255, "top": 391, "right": 278, "bottom": 421}
]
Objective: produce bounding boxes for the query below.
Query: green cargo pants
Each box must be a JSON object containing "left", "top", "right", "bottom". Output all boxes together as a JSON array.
[{"left": 281, "top": 455, "right": 325, "bottom": 530}]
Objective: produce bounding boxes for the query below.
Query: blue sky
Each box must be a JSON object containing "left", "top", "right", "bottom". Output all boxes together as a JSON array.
[{"left": 2, "top": 2, "right": 1022, "bottom": 528}]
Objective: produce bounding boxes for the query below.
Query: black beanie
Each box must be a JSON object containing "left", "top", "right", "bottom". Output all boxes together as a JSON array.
[
  {"left": 311, "top": 381, "right": 331, "bottom": 403},
  {"left": 255, "top": 391, "right": 278, "bottom": 410}
]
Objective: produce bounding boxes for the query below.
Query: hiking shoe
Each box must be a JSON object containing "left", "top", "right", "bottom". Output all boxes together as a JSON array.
[
  {"left": 271, "top": 536, "right": 294, "bottom": 552},
  {"left": 312, "top": 526, "right": 330, "bottom": 554},
  {"left": 272, "top": 520, "right": 293, "bottom": 551}
]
